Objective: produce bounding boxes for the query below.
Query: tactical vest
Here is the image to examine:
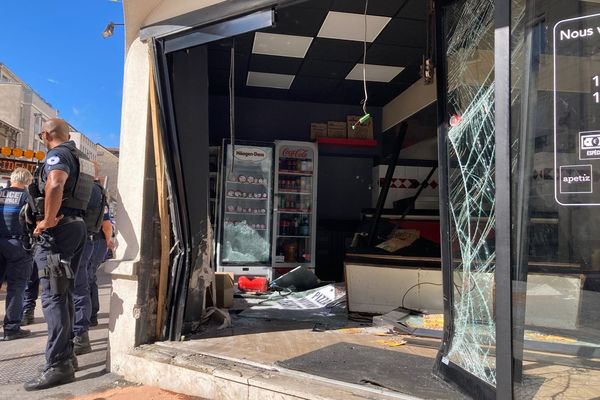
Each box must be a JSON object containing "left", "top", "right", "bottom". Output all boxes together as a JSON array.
[
  {"left": 84, "top": 182, "right": 108, "bottom": 234},
  {"left": 35, "top": 144, "right": 95, "bottom": 212},
  {"left": 0, "top": 188, "right": 26, "bottom": 236}
]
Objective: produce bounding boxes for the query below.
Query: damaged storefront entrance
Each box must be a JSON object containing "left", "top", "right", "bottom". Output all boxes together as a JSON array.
[{"left": 125, "top": 0, "right": 600, "bottom": 399}]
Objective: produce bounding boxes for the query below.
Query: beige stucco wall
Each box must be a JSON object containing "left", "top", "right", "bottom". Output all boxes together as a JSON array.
[{"left": 96, "top": 143, "right": 120, "bottom": 209}]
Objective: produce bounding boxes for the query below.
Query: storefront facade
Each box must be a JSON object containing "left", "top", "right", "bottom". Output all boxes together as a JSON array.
[{"left": 110, "top": 1, "right": 600, "bottom": 398}]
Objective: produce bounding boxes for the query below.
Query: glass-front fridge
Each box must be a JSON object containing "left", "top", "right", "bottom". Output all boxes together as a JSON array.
[
  {"left": 272, "top": 141, "right": 318, "bottom": 277},
  {"left": 217, "top": 141, "right": 274, "bottom": 278}
]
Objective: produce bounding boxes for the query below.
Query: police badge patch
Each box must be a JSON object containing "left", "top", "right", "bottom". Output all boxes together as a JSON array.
[{"left": 47, "top": 156, "right": 60, "bottom": 166}]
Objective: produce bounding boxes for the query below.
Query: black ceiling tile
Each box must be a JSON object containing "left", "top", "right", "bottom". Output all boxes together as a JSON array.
[
  {"left": 390, "top": 65, "right": 421, "bottom": 85},
  {"left": 249, "top": 54, "right": 303, "bottom": 75},
  {"left": 298, "top": 59, "right": 354, "bottom": 80},
  {"left": 236, "top": 86, "right": 291, "bottom": 101},
  {"left": 330, "top": 0, "right": 404, "bottom": 17},
  {"left": 376, "top": 18, "right": 426, "bottom": 47},
  {"left": 305, "top": 38, "right": 364, "bottom": 63},
  {"left": 366, "top": 44, "right": 423, "bottom": 67},
  {"left": 398, "top": 0, "right": 428, "bottom": 21},
  {"left": 292, "top": 0, "right": 334, "bottom": 9},
  {"left": 208, "top": 50, "right": 250, "bottom": 70},
  {"left": 261, "top": 7, "right": 328, "bottom": 37},
  {"left": 289, "top": 76, "right": 341, "bottom": 101},
  {"left": 332, "top": 80, "right": 369, "bottom": 105}
]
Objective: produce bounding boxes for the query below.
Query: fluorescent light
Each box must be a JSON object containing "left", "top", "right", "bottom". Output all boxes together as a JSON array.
[
  {"left": 247, "top": 71, "right": 295, "bottom": 89},
  {"left": 252, "top": 32, "right": 313, "bottom": 58},
  {"left": 317, "top": 11, "right": 391, "bottom": 42},
  {"left": 346, "top": 64, "right": 405, "bottom": 82}
]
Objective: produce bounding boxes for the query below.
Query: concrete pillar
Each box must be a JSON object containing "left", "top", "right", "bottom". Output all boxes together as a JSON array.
[{"left": 106, "top": 37, "right": 156, "bottom": 374}]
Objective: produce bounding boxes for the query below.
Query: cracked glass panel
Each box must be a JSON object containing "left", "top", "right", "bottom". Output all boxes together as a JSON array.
[
  {"left": 511, "top": 0, "right": 600, "bottom": 398},
  {"left": 443, "top": 0, "right": 497, "bottom": 386}
]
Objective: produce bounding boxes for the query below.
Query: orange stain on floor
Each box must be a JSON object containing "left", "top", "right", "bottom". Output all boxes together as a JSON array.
[{"left": 72, "top": 385, "right": 202, "bottom": 400}]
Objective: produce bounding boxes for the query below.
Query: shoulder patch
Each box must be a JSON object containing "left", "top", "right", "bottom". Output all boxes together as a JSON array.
[{"left": 47, "top": 156, "right": 61, "bottom": 166}]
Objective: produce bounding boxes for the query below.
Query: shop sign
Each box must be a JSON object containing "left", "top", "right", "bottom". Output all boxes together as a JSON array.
[
  {"left": 280, "top": 146, "right": 311, "bottom": 159},
  {"left": 0, "top": 158, "right": 39, "bottom": 174},
  {"left": 554, "top": 13, "right": 600, "bottom": 205},
  {"left": 234, "top": 147, "right": 267, "bottom": 162}
]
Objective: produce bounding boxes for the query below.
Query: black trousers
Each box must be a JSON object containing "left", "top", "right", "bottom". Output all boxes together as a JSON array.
[{"left": 34, "top": 219, "right": 86, "bottom": 368}]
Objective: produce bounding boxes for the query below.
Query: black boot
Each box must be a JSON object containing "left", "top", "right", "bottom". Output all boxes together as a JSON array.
[
  {"left": 38, "top": 355, "right": 78, "bottom": 373},
  {"left": 73, "top": 332, "right": 92, "bottom": 355},
  {"left": 3, "top": 328, "right": 31, "bottom": 341},
  {"left": 24, "top": 361, "right": 75, "bottom": 391},
  {"left": 89, "top": 316, "right": 98, "bottom": 327},
  {"left": 21, "top": 309, "right": 35, "bottom": 326}
]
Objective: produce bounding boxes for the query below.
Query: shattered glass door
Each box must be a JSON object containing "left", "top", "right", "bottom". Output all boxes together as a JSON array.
[{"left": 437, "top": 0, "right": 497, "bottom": 391}]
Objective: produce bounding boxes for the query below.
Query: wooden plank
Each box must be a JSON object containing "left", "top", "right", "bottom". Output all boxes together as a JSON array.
[{"left": 149, "top": 49, "right": 171, "bottom": 340}]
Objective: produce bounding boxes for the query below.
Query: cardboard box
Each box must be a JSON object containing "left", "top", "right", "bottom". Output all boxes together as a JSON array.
[
  {"left": 347, "top": 115, "right": 374, "bottom": 140},
  {"left": 310, "top": 123, "right": 327, "bottom": 140},
  {"left": 215, "top": 272, "right": 234, "bottom": 308},
  {"left": 327, "top": 121, "right": 347, "bottom": 138}
]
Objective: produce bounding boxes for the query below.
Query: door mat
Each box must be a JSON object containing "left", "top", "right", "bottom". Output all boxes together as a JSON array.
[{"left": 277, "top": 342, "right": 465, "bottom": 399}]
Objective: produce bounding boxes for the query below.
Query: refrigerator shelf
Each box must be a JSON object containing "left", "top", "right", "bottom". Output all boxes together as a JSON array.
[
  {"left": 225, "top": 196, "right": 268, "bottom": 200},
  {"left": 226, "top": 181, "right": 268, "bottom": 186},
  {"left": 225, "top": 212, "right": 267, "bottom": 216},
  {"left": 278, "top": 170, "right": 313, "bottom": 176},
  {"left": 277, "top": 210, "right": 312, "bottom": 214}
]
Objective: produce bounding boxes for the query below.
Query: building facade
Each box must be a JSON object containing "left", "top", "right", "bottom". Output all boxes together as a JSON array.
[
  {"left": 0, "top": 63, "right": 57, "bottom": 152},
  {"left": 96, "top": 143, "right": 119, "bottom": 213},
  {"left": 69, "top": 130, "right": 97, "bottom": 161}
]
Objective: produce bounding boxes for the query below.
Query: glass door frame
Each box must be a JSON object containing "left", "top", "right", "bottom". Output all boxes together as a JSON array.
[{"left": 434, "top": 0, "right": 514, "bottom": 398}]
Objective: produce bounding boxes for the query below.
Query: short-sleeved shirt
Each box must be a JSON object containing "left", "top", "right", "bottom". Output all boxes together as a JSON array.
[
  {"left": 41, "top": 140, "right": 81, "bottom": 217},
  {"left": 0, "top": 187, "right": 28, "bottom": 236}
]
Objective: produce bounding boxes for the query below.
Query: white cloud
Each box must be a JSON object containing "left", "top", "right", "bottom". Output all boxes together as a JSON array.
[
  {"left": 47, "top": 78, "right": 61, "bottom": 84},
  {"left": 72, "top": 107, "right": 81, "bottom": 116}
]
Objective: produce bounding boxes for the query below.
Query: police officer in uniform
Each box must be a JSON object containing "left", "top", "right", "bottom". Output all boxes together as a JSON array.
[
  {"left": 72, "top": 163, "right": 109, "bottom": 354},
  {"left": 0, "top": 168, "right": 34, "bottom": 341},
  {"left": 24, "top": 118, "right": 94, "bottom": 391}
]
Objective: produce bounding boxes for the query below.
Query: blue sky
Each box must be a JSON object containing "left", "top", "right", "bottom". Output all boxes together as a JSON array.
[{"left": 1, "top": 0, "right": 124, "bottom": 148}]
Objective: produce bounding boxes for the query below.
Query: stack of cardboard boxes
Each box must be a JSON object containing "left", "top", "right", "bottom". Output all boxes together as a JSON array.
[{"left": 310, "top": 115, "right": 374, "bottom": 141}]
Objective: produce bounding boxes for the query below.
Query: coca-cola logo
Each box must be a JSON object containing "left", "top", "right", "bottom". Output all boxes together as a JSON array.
[
  {"left": 281, "top": 147, "right": 309, "bottom": 159},
  {"left": 234, "top": 147, "right": 267, "bottom": 162}
]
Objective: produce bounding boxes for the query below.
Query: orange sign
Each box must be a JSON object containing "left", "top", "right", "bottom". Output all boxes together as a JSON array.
[{"left": 0, "top": 158, "right": 40, "bottom": 174}]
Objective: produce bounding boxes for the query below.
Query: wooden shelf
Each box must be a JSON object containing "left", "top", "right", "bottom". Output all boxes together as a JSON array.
[{"left": 316, "top": 137, "right": 377, "bottom": 147}]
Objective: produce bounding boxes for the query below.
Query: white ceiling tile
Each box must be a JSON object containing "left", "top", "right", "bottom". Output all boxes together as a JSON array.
[
  {"left": 247, "top": 71, "right": 295, "bottom": 89},
  {"left": 346, "top": 64, "right": 405, "bottom": 82},
  {"left": 252, "top": 32, "right": 314, "bottom": 58},
  {"left": 317, "top": 11, "right": 391, "bottom": 42}
]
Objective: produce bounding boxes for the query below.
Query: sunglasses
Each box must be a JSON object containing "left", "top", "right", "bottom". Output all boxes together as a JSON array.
[{"left": 37, "top": 131, "right": 46, "bottom": 140}]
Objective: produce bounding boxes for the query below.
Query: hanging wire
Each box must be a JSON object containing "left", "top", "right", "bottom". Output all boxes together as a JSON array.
[
  {"left": 229, "top": 41, "right": 236, "bottom": 176},
  {"left": 361, "top": 0, "right": 369, "bottom": 116}
]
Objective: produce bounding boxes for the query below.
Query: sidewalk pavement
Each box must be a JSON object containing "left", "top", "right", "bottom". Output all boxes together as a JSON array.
[{"left": 0, "top": 267, "right": 203, "bottom": 400}]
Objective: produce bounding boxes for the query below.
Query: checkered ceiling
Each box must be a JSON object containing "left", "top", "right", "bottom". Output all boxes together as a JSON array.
[{"left": 208, "top": 0, "right": 427, "bottom": 106}]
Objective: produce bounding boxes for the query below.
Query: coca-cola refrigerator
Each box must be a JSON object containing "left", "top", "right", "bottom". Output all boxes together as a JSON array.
[
  {"left": 217, "top": 140, "right": 274, "bottom": 279},
  {"left": 272, "top": 141, "right": 318, "bottom": 277}
]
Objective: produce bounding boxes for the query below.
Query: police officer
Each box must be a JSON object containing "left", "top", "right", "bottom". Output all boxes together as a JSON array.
[
  {"left": 24, "top": 118, "right": 94, "bottom": 391},
  {"left": 72, "top": 163, "right": 109, "bottom": 354},
  {"left": 0, "top": 168, "right": 34, "bottom": 341}
]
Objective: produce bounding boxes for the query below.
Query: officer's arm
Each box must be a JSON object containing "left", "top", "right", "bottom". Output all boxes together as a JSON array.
[
  {"left": 101, "top": 219, "right": 114, "bottom": 249},
  {"left": 33, "top": 170, "right": 66, "bottom": 235}
]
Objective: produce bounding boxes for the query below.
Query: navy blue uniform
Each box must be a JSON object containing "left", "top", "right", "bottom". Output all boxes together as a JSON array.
[
  {"left": 73, "top": 182, "right": 105, "bottom": 335},
  {"left": 0, "top": 187, "right": 33, "bottom": 334},
  {"left": 34, "top": 141, "right": 87, "bottom": 368}
]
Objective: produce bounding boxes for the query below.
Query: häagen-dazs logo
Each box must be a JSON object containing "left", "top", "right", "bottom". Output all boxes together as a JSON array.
[{"left": 234, "top": 147, "right": 267, "bottom": 162}]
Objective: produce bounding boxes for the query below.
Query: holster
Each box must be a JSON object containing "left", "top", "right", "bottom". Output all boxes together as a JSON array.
[{"left": 45, "top": 253, "right": 74, "bottom": 295}]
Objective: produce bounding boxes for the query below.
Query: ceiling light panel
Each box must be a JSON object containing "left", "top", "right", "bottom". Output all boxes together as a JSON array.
[
  {"left": 346, "top": 64, "right": 405, "bottom": 82},
  {"left": 317, "top": 11, "right": 391, "bottom": 42},
  {"left": 252, "top": 32, "right": 313, "bottom": 58},
  {"left": 247, "top": 71, "right": 295, "bottom": 89}
]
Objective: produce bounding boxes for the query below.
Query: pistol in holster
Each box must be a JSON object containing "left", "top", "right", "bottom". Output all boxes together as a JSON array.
[{"left": 44, "top": 253, "right": 74, "bottom": 295}]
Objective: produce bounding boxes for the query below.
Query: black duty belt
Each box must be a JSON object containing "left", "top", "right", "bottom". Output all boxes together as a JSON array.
[
  {"left": 88, "top": 232, "right": 104, "bottom": 241},
  {"left": 59, "top": 216, "right": 84, "bottom": 225}
]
